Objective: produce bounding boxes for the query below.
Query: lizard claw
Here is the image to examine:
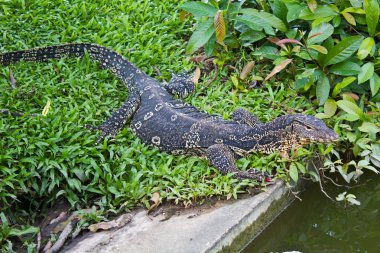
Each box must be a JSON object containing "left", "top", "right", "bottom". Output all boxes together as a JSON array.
[
  {"left": 85, "top": 124, "right": 116, "bottom": 145},
  {"left": 237, "top": 168, "right": 272, "bottom": 182}
]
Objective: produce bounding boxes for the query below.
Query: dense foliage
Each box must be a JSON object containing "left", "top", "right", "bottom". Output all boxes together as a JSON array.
[{"left": 181, "top": 0, "right": 380, "bottom": 184}]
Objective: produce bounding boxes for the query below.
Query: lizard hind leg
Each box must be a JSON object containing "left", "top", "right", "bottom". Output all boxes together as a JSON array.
[
  {"left": 164, "top": 72, "right": 195, "bottom": 99},
  {"left": 206, "top": 143, "right": 267, "bottom": 181},
  {"left": 86, "top": 91, "right": 141, "bottom": 144}
]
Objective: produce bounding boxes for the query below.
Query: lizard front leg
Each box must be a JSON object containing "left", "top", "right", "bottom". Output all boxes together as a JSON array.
[
  {"left": 164, "top": 72, "right": 195, "bottom": 99},
  {"left": 231, "top": 108, "right": 263, "bottom": 127},
  {"left": 206, "top": 143, "right": 268, "bottom": 181},
  {"left": 86, "top": 91, "right": 141, "bottom": 144}
]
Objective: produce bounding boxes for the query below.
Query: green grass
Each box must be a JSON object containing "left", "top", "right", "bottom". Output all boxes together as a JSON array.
[{"left": 0, "top": 0, "right": 316, "bottom": 250}]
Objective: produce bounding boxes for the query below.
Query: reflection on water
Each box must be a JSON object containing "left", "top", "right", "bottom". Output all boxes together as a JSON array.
[{"left": 242, "top": 175, "right": 380, "bottom": 253}]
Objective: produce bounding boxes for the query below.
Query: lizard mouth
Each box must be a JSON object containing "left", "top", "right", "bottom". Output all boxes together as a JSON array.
[{"left": 300, "top": 133, "right": 339, "bottom": 144}]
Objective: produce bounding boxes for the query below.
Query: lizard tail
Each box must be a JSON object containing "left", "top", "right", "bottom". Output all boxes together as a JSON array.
[{"left": 0, "top": 43, "right": 144, "bottom": 90}]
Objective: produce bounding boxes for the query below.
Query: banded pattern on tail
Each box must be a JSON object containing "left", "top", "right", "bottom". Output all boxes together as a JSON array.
[{"left": 0, "top": 43, "right": 144, "bottom": 90}]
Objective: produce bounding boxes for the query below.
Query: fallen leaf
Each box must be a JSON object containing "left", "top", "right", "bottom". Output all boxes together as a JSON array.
[
  {"left": 192, "top": 67, "right": 201, "bottom": 85},
  {"left": 239, "top": 61, "right": 255, "bottom": 80},
  {"left": 9, "top": 68, "right": 17, "bottom": 89},
  {"left": 190, "top": 55, "right": 207, "bottom": 63},
  {"left": 42, "top": 99, "right": 51, "bottom": 116},
  {"left": 88, "top": 214, "right": 132, "bottom": 232},
  {"left": 264, "top": 59, "right": 293, "bottom": 81},
  {"left": 148, "top": 192, "right": 161, "bottom": 213}
]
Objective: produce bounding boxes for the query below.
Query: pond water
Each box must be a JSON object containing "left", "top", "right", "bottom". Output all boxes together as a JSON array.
[{"left": 242, "top": 175, "right": 380, "bottom": 253}]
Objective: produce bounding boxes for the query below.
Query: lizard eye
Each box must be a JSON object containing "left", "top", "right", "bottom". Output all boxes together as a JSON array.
[{"left": 305, "top": 125, "right": 313, "bottom": 130}]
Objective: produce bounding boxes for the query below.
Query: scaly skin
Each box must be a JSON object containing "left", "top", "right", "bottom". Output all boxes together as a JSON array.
[{"left": 0, "top": 43, "right": 339, "bottom": 180}]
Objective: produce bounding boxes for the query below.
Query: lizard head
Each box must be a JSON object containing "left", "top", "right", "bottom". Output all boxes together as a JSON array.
[{"left": 285, "top": 114, "right": 339, "bottom": 145}]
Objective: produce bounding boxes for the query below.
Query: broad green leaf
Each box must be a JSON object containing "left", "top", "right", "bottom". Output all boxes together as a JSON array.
[
  {"left": 324, "top": 99, "right": 337, "bottom": 116},
  {"left": 240, "top": 30, "right": 266, "bottom": 45},
  {"left": 316, "top": 72, "right": 330, "bottom": 105},
  {"left": 186, "top": 19, "right": 215, "bottom": 54},
  {"left": 364, "top": 0, "right": 380, "bottom": 36},
  {"left": 307, "top": 23, "right": 334, "bottom": 44},
  {"left": 181, "top": 2, "right": 218, "bottom": 18},
  {"left": 350, "top": 0, "right": 363, "bottom": 8},
  {"left": 358, "top": 62, "right": 374, "bottom": 84},
  {"left": 338, "top": 113, "right": 360, "bottom": 121},
  {"left": 370, "top": 72, "right": 380, "bottom": 96},
  {"left": 332, "top": 76, "right": 356, "bottom": 97},
  {"left": 300, "top": 5, "right": 338, "bottom": 20},
  {"left": 308, "top": 44, "right": 327, "bottom": 54},
  {"left": 342, "top": 12, "right": 356, "bottom": 25},
  {"left": 240, "top": 8, "right": 288, "bottom": 32},
  {"left": 341, "top": 7, "right": 366, "bottom": 14},
  {"left": 358, "top": 122, "right": 380, "bottom": 133},
  {"left": 235, "top": 15, "right": 274, "bottom": 34},
  {"left": 270, "top": 0, "right": 288, "bottom": 23},
  {"left": 322, "top": 35, "right": 363, "bottom": 67},
  {"left": 307, "top": 0, "right": 317, "bottom": 13},
  {"left": 330, "top": 61, "right": 361, "bottom": 76},
  {"left": 285, "top": 2, "right": 307, "bottom": 22},
  {"left": 337, "top": 100, "right": 364, "bottom": 118},
  {"left": 357, "top": 37, "right": 375, "bottom": 60},
  {"left": 289, "top": 163, "right": 298, "bottom": 183}
]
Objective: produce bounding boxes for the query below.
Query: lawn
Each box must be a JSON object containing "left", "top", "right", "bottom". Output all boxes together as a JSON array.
[{"left": 0, "top": 0, "right": 316, "bottom": 250}]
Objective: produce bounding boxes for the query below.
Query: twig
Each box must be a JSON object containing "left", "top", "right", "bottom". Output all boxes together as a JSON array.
[
  {"left": 311, "top": 159, "right": 335, "bottom": 202},
  {"left": 200, "top": 64, "right": 218, "bottom": 92},
  {"left": 153, "top": 66, "right": 162, "bottom": 76},
  {"left": 46, "top": 218, "right": 78, "bottom": 253}
]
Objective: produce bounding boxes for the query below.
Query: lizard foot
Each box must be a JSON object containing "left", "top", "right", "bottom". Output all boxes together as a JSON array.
[
  {"left": 85, "top": 124, "right": 117, "bottom": 145},
  {"left": 235, "top": 168, "right": 272, "bottom": 182}
]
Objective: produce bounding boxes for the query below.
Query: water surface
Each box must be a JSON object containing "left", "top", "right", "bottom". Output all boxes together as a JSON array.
[{"left": 242, "top": 175, "right": 380, "bottom": 253}]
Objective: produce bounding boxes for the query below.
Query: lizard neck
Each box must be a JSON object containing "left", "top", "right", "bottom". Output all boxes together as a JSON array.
[{"left": 232, "top": 120, "right": 294, "bottom": 155}]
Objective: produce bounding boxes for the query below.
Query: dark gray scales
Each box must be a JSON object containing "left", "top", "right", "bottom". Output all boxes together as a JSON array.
[{"left": 0, "top": 43, "right": 339, "bottom": 180}]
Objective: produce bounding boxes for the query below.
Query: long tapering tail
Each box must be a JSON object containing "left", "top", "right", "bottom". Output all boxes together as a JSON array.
[{"left": 0, "top": 43, "right": 145, "bottom": 90}]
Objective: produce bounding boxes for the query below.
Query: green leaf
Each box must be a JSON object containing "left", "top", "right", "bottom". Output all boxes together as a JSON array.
[
  {"left": 364, "top": 0, "right": 380, "bottom": 36},
  {"left": 330, "top": 61, "right": 361, "bottom": 76},
  {"left": 289, "top": 163, "right": 298, "bottom": 183},
  {"left": 357, "top": 37, "right": 375, "bottom": 60},
  {"left": 358, "top": 122, "right": 380, "bottom": 133},
  {"left": 186, "top": 19, "right": 215, "bottom": 54},
  {"left": 336, "top": 100, "right": 364, "bottom": 118},
  {"left": 370, "top": 72, "right": 380, "bottom": 96},
  {"left": 300, "top": 5, "right": 338, "bottom": 20},
  {"left": 308, "top": 44, "right": 327, "bottom": 54},
  {"left": 316, "top": 71, "right": 330, "bottom": 105},
  {"left": 358, "top": 62, "right": 374, "bottom": 84},
  {"left": 240, "top": 30, "right": 266, "bottom": 45},
  {"left": 322, "top": 35, "right": 363, "bottom": 67},
  {"left": 181, "top": 2, "right": 218, "bottom": 18},
  {"left": 307, "top": 22, "right": 334, "bottom": 44},
  {"left": 239, "top": 8, "right": 288, "bottom": 32},
  {"left": 324, "top": 99, "right": 337, "bottom": 117},
  {"left": 9, "top": 226, "right": 39, "bottom": 237},
  {"left": 285, "top": 2, "right": 307, "bottom": 22},
  {"left": 350, "top": 0, "right": 363, "bottom": 8},
  {"left": 332, "top": 76, "right": 357, "bottom": 97}
]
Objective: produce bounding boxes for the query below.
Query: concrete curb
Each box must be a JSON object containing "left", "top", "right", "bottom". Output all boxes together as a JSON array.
[{"left": 63, "top": 180, "right": 294, "bottom": 253}]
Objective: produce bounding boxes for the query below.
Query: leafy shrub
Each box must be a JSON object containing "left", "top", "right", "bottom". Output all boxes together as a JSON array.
[{"left": 181, "top": 0, "right": 380, "bottom": 182}]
